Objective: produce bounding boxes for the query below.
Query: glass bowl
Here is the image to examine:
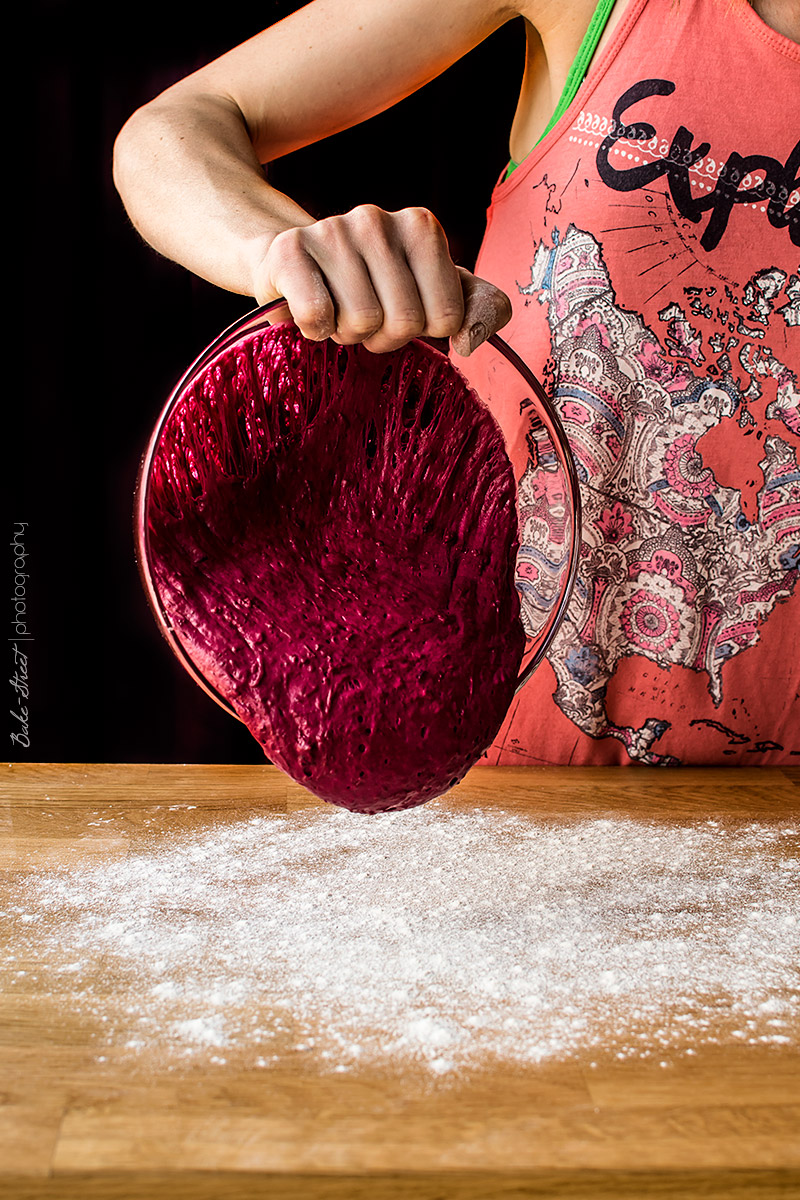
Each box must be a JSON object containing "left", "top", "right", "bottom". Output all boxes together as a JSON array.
[{"left": 133, "top": 298, "right": 581, "bottom": 722}]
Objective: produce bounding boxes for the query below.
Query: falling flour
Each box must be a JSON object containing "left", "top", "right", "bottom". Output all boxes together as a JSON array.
[{"left": 3, "top": 804, "right": 798, "bottom": 1080}]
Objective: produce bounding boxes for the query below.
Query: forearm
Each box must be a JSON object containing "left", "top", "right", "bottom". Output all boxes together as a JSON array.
[
  {"left": 112, "top": 0, "right": 520, "bottom": 350},
  {"left": 112, "top": 90, "right": 315, "bottom": 301}
]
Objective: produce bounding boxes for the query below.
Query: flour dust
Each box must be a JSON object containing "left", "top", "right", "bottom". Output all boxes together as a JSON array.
[{"left": 4, "top": 804, "right": 798, "bottom": 1079}]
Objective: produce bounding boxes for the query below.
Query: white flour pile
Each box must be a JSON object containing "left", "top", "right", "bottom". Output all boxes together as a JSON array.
[{"left": 3, "top": 804, "right": 798, "bottom": 1078}]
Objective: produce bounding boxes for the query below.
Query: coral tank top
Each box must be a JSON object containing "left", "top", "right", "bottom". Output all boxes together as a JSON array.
[{"left": 459, "top": 0, "right": 800, "bottom": 766}]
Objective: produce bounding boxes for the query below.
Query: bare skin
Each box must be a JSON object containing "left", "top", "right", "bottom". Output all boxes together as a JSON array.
[{"left": 112, "top": 0, "right": 797, "bottom": 356}]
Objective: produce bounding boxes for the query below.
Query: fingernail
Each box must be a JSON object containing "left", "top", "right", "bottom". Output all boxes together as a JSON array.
[{"left": 469, "top": 321, "right": 487, "bottom": 353}]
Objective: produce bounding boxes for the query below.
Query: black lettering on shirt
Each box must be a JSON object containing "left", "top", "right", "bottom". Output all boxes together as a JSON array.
[{"left": 596, "top": 79, "right": 799, "bottom": 250}]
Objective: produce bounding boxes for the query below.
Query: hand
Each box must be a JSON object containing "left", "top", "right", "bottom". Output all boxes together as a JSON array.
[{"left": 253, "top": 204, "right": 511, "bottom": 356}]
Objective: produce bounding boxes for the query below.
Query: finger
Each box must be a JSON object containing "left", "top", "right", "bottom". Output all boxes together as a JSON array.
[
  {"left": 313, "top": 206, "right": 423, "bottom": 353},
  {"left": 451, "top": 269, "right": 513, "bottom": 357},
  {"left": 315, "top": 205, "right": 428, "bottom": 354},
  {"left": 394, "top": 207, "right": 464, "bottom": 341},
  {"left": 358, "top": 252, "right": 427, "bottom": 354},
  {"left": 313, "top": 259, "right": 385, "bottom": 346},
  {"left": 260, "top": 227, "right": 336, "bottom": 341},
  {"left": 299, "top": 216, "right": 390, "bottom": 346}
]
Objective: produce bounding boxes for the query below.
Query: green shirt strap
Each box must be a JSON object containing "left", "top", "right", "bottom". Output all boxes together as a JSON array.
[{"left": 504, "top": 0, "right": 616, "bottom": 180}]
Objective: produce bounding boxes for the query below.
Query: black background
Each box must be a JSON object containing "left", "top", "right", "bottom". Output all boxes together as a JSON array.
[{"left": 14, "top": 1, "right": 525, "bottom": 764}]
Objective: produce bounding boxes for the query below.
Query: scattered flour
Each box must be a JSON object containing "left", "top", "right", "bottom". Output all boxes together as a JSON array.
[{"left": 3, "top": 804, "right": 798, "bottom": 1078}]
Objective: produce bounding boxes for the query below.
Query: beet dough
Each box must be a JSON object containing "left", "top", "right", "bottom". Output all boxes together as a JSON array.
[{"left": 147, "top": 325, "right": 525, "bottom": 813}]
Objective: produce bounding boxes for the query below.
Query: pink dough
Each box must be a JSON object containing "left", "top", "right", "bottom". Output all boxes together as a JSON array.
[{"left": 147, "top": 325, "right": 525, "bottom": 813}]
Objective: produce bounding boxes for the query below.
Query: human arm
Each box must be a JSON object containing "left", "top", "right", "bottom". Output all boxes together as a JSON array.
[{"left": 112, "top": 0, "right": 531, "bottom": 354}]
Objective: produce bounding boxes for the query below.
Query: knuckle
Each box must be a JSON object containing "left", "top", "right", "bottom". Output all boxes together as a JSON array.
[
  {"left": 398, "top": 206, "right": 442, "bottom": 244},
  {"left": 337, "top": 306, "right": 383, "bottom": 341},
  {"left": 376, "top": 309, "right": 425, "bottom": 349},
  {"left": 401, "top": 205, "right": 436, "bottom": 229},
  {"left": 425, "top": 301, "right": 464, "bottom": 338},
  {"left": 389, "top": 308, "right": 426, "bottom": 334},
  {"left": 350, "top": 203, "right": 384, "bottom": 227},
  {"left": 311, "top": 215, "right": 347, "bottom": 250},
  {"left": 266, "top": 226, "right": 304, "bottom": 268},
  {"left": 346, "top": 205, "right": 392, "bottom": 254},
  {"left": 296, "top": 296, "right": 335, "bottom": 340}
]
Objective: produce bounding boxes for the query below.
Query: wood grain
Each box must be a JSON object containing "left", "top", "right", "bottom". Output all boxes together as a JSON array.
[
  {"left": 2, "top": 1168, "right": 799, "bottom": 1199},
  {"left": 1, "top": 763, "right": 798, "bottom": 1199}
]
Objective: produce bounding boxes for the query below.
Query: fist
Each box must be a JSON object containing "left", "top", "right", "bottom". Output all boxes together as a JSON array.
[{"left": 254, "top": 204, "right": 511, "bottom": 356}]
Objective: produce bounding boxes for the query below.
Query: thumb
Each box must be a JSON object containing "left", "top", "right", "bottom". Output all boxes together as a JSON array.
[{"left": 451, "top": 268, "right": 512, "bottom": 357}]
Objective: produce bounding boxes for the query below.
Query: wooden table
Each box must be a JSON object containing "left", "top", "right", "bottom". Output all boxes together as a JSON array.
[{"left": 1, "top": 763, "right": 798, "bottom": 1199}]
